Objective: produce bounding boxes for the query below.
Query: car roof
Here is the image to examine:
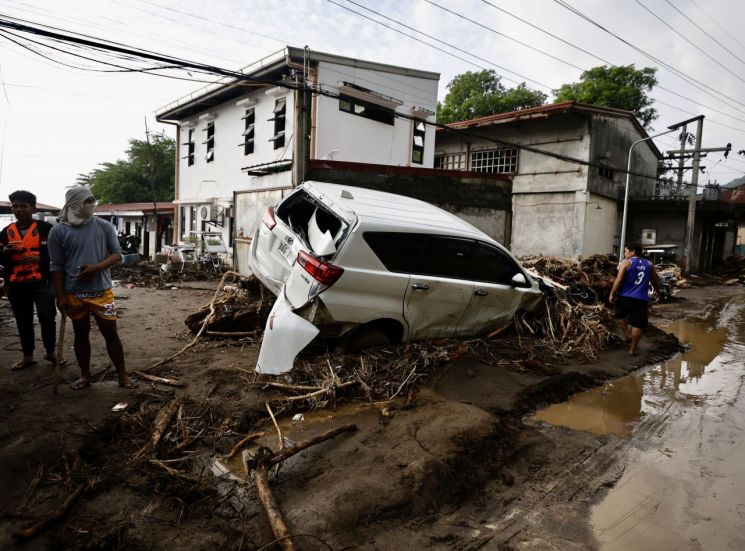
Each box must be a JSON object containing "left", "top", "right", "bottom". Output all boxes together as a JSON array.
[{"left": 302, "top": 181, "right": 497, "bottom": 243}]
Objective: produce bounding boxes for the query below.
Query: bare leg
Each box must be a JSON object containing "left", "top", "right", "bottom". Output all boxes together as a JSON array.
[
  {"left": 616, "top": 318, "right": 631, "bottom": 342},
  {"left": 93, "top": 315, "right": 133, "bottom": 386},
  {"left": 71, "top": 316, "right": 92, "bottom": 381},
  {"left": 629, "top": 326, "right": 643, "bottom": 355}
]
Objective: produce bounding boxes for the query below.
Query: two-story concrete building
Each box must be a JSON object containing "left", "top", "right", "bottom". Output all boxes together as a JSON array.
[
  {"left": 435, "top": 101, "right": 662, "bottom": 258},
  {"left": 155, "top": 46, "right": 439, "bottom": 263}
]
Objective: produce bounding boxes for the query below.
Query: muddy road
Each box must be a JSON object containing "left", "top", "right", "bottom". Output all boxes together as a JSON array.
[{"left": 0, "top": 283, "right": 741, "bottom": 550}]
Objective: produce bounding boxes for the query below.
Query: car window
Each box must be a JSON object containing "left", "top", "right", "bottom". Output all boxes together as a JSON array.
[
  {"left": 418, "top": 236, "right": 474, "bottom": 280},
  {"left": 363, "top": 232, "right": 427, "bottom": 272},
  {"left": 471, "top": 242, "right": 523, "bottom": 285}
]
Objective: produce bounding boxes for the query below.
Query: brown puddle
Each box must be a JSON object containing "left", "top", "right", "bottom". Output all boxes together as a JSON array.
[{"left": 527, "top": 315, "right": 729, "bottom": 437}]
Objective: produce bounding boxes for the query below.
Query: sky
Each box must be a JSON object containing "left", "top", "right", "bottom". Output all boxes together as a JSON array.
[{"left": 1, "top": 0, "right": 745, "bottom": 208}]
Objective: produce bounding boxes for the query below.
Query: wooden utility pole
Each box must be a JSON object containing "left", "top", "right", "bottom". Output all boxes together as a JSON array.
[
  {"left": 676, "top": 124, "right": 687, "bottom": 195},
  {"left": 683, "top": 118, "right": 703, "bottom": 273}
]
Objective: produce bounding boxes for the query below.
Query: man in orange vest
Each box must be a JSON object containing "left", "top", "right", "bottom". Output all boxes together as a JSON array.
[{"left": 0, "top": 190, "right": 60, "bottom": 370}]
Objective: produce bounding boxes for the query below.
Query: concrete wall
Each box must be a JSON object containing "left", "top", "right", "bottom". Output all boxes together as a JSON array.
[
  {"left": 314, "top": 61, "right": 438, "bottom": 167},
  {"left": 583, "top": 193, "right": 619, "bottom": 257},
  {"left": 306, "top": 164, "right": 513, "bottom": 245},
  {"left": 511, "top": 191, "right": 586, "bottom": 257}
]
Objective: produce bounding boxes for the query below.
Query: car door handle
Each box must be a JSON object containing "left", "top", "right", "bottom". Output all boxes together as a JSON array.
[
  {"left": 411, "top": 283, "right": 430, "bottom": 291},
  {"left": 474, "top": 289, "right": 488, "bottom": 296}
]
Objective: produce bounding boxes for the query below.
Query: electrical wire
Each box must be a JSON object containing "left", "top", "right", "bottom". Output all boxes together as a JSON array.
[
  {"left": 0, "top": 13, "right": 717, "bottom": 190},
  {"left": 324, "top": 0, "right": 548, "bottom": 90},
  {"left": 687, "top": 0, "right": 745, "bottom": 54},
  {"left": 663, "top": 0, "right": 745, "bottom": 67}
]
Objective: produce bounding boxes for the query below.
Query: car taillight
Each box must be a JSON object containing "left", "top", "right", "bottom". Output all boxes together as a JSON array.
[
  {"left": 297, "top": 251, "right": 344, "bottom": 286},
  {"left": 262, "top": 206, "right": 276, "bottom": 230}
]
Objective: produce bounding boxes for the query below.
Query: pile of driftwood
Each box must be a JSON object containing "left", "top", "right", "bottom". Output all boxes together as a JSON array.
[
  {"left": 111, "top": 262, "right": 223, "bottom": 288},
  {"left": 521, "top": 254, "right": 617, "bottom": 302},
  {"left": 184, "top": 275, "right": 274, "bottom": 336}
]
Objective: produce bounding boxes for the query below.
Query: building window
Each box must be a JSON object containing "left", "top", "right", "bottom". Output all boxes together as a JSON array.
[
  {"left": 180, "top": 207, "right": 185, "bottom": 239},
  {"left": 339, "top": 95, "right": 395, "bottom": 125},
  {"left": 434, "top": 153, "right": 466, "bottom": 170},
  {"left": 189, "top": 206, "right": 197, "bottom": 233},
  {"left": 470, "top": 147, "right": 518, "bottom": 173},
  {"left": 241, "top": 108, "right": 255, "bottom": 155},
  {"left": 203, "top": 121, "right": 215, "bottom": 162},
  {"left": 599, "top": 165, "right": 614, "bottom": 179},
  {"left": 183, "top": 129, "right": 195, "bottom": 166},
  {"left": 412, "top": 121, "right": 425, "bottom": 164},
  {"left": 269, "top": 98, "right": 286, "bottom": 150}
]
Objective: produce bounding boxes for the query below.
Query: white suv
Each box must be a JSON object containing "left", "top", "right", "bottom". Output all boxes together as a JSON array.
[{"left": 248, "top": 181, "right": 544, "bottom": 374}]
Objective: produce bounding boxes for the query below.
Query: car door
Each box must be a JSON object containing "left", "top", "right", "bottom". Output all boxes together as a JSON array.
[
  {"left": 403, "top": 236, "right": 475, "bottom": 339},
  {"left": 454, "top": 242, "right": 535, "bottom": 337}
]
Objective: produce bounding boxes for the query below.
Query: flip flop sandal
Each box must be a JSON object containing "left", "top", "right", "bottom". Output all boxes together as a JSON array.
[
  {"left": 11, "top": 360, "right": 37, "bottom": 371},
  {"left": 43, "top": 355, "right": 68, "bottom": 367},
  {"left": 119, "top": 379, "right": 139, "bottom": 389},
  {"left": 70, "top": 379, "right": 91, "bottom": 390}
]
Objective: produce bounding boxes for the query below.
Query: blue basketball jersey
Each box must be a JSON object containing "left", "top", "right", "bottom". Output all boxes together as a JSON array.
[{"left": 619, "top": 257, "right": 652, "bottom": 301}]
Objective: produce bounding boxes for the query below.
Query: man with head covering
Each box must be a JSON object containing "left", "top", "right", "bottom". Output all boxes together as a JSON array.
[
  {"left": 0, "top": 190, "right": 61, "bottom": 370},
  {"left": 48, "top": 186, "right": 137, "bottom": 390}
]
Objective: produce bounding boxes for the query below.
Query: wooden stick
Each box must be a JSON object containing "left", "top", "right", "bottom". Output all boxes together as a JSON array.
[
  {"left": 11, "top": 484, "right": 85, "bottom": 542},
  {"left": 142, "top": 271, "right": 245, "bottom": 373},
  {"left": 150, "top": 398, "right": 182, "bottom": 452},
  {"left": 272, "top": 380, "right": 358, "bottom": 403},
  {"left": 54, "top": 316, "right": 66, "bottom": 395},
  {"left": 265, "top": 402, "right": 284, "bottom": 450},
  {"left": 249, "top": 381, "right": 321, "bottom": 392},
  {"left": 254, "top": 452, "right": 295, "bottom": 551},
  {"left": 269, "top": 424, "right": 357, "bottom": 466},
  {"left": 19, "top": 464, "right": 44, "bottom": 511},
  {"left": 132, "top": 372, "right": 187, "bottom": 388},
  {"left": 206, "top": 331, "right": 256, "bottom": 337},
  {"left": 227, "top": 431, "right": 266, "bottom": 460}
]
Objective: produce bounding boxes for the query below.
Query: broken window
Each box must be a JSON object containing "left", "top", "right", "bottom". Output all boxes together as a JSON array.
[
  {"left": 276, "top": 190, "right": 346, "bottom": 254},
  {"left": 241, "top": 108, "right": 255, "bottom": 155},
  {"left": 434, "top": 153, "right": 466, "bottom": 170},
  {"left": 182, "top": 128, "right": 195, "bottom": 166},
  {"left": 412, "top": 120, "right": 425, "bottom": 164},
  {"left": 202, "top": 121, "right": 215, "bottom": 162},
  {"left": 599, "top": 165, "right": 614, "bottom": 179},
  {"left": 338, "top": 94, "right": 395, "bottom": 125},
  {"left": 470, "top": 147, "right": 518, "bottom": 174},
  {"left": 269, "top": 98, "right": 286, "bottom": 150}
]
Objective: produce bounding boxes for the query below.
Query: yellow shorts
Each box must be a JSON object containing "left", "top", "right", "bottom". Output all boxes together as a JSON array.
[{"left": 66, "top": 289, "right": 117, "bottom": 321}]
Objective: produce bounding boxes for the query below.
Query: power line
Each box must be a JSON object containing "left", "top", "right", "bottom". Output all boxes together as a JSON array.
[
  {"left": 633, "top": 0, "right": 745, "bottom": 86},
  {"left": 324, "top": 0, "right": 550, "bottom": 90},
  {"left": 687, "top": 0, "right": 745, "bottom": 55},
  {"left": 553, "top": 0, "right": 745, "bottom": 114},
  {"left": 0, "top": 13, "right": 709, "bottom": 189},
  {"left": 663, "top": 0, "right": 745, "bottom": 68}
]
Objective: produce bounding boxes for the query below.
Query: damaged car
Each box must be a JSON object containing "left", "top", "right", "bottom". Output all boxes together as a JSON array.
[{"left": 248, "top": 181, "right": 545, "bottom": 374}]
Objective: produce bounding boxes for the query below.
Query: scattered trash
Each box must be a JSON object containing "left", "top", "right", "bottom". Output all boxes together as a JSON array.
[
  {"left": 126, "top": 284, "right": 135, "bottom": 289},
  {"left": 291, "top": 413, "right": 304, "bottom": 424},
  {"left": 112, "top": 402, "right": 128, "bottom": 412}
]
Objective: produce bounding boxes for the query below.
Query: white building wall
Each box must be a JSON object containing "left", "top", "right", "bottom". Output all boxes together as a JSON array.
[
  {"left": 314, "top": 61, "right": 438, "bottom": 167},
  {"left": 582, "top": 193, "right": 618, "bottom": 257}
]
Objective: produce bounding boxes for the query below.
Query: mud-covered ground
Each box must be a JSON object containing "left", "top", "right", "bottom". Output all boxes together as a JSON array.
[{"left": 0, "top": 282, "right": 735, "bottom": 550}]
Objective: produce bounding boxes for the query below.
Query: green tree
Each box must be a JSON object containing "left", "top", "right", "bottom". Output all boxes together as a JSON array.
[
  {"left": 436, "top": 70, "right": 547, "bottom": 124},
  {"left": 553, "top": 65, "right": 658, "bottom": 129},
  {"left": 76, "top": 134, "right": 175, "bottom": 204}
]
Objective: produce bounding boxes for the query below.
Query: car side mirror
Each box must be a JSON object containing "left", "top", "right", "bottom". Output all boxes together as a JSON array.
[{"left": 511, "top": 273, "right": 527, "bottom": 286}]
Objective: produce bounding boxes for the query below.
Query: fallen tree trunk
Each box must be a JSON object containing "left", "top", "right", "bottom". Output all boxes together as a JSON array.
[{"left": 254, "top": 448, "right": 295, "bottom": 551}]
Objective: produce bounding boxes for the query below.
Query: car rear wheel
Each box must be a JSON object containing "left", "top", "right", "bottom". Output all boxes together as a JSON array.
[{"left": 341, "top": 328, "right": 391, "bottom": 353}]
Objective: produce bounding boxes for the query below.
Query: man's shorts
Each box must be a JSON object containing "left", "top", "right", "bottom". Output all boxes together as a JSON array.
[
  {"left": 65, "top": 289, "right": 117, "bottom": 321},
  {"left": 614, "top": 295, "right": 648, "bottom": 329}
]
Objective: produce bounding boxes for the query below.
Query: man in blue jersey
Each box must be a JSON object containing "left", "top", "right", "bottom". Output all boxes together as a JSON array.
[{"left": 609, "top": 243, "right": 660, "bottom": 356}]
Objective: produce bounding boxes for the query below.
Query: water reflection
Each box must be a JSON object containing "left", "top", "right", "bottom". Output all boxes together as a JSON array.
[{"left": 527, "top": 315, "right": 729, "bottom": 437}]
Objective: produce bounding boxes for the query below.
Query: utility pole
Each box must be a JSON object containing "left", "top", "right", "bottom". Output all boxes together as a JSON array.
[
  {"left": 292, "top": 46, "right": 311, "bottom": 188},
  {"left": 665, "top": 116, "right": 730, "bottom": 273},
  {"left": 676, "top": 124, "right": 687, "bottom": 195}
]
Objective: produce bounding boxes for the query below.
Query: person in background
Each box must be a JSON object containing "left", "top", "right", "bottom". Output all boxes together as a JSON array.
[
  {"left": 609, "top": 242, "right": 661, "bottom": 356},
  {"left": 48, "top": 186, "right": 137, "bottom": 390},
  {"left": 0, "top": 190, "right": 60, "bottom": 370}
]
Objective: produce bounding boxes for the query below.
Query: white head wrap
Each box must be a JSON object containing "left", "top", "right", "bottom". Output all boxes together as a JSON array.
[{"left": 59, "top": 186, "right": 96, "bottom": 226}]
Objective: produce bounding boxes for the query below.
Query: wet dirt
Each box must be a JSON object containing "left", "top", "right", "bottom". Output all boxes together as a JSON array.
[{"left": 0, "top": 283, "right": 741, "bottom": 550}]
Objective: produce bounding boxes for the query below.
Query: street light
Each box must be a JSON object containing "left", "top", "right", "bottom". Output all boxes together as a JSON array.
[{"left": 618, "top": 116, "right": 703, "bottom": 257}]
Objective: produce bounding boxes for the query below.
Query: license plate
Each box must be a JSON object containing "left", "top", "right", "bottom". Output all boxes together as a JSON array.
[{"left": 277, "top": 240, "right": 296, "bottom": 264}]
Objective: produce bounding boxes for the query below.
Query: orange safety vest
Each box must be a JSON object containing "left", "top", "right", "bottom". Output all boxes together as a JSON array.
[{"left": 6, "top": 222, "right": 44, "bottom": 283}]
